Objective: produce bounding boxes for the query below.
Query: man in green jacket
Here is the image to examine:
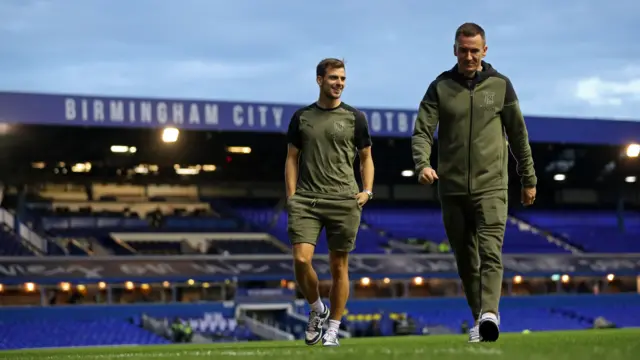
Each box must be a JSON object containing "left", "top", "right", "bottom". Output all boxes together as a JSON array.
[{"left": 411, "top": 22, "right": 537, "bottom": 343}]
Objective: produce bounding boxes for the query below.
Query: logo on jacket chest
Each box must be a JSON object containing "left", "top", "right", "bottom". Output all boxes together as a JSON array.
[{"left": 479, "top": 91, "right": 498, "bottom": 113}]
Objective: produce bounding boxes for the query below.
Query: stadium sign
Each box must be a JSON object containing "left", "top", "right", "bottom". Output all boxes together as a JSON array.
[
  {"left": 0, "top": 254, "right": 638, "bottom": 284},
  {"left": 0, "top": 91, "right": 639, "bottom": 145}
]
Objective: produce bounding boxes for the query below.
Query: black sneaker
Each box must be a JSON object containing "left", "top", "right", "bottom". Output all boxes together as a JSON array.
[{"left": 305, "top": 305, "right": 330, "bottom": 345}]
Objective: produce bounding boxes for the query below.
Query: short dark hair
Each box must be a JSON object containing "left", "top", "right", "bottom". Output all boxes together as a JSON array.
[
  {"left": 455, "top": 22, "right": 486, "bottom": 42},
  {"left": 316, "top": 58, "right": 345, "bottom": 78}
]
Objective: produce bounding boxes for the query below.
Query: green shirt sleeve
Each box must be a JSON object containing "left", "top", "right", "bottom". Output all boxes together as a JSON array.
[
  {"left": 411, "top": 81, "right": 439, "bottom": 174},
  {"left": 501, "top": 78, "right": 537, "bottom": 188}
]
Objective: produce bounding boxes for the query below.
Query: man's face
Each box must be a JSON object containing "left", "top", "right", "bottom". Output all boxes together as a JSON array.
[
  {"left": 317, "top": 67, "right": 346, "bottom": 100},
  {"left": 454, "top": 34, "right": 487, "bottom": 75}
]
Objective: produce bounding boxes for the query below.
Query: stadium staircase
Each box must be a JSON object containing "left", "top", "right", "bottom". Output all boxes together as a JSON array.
[
  {"left": 513, "top": 210, "right": 640, "bottom": 253},
  {"left": 360, "top": 205, "right": 573, "bottom": 254},
  {"left": 0, "top": 207, "right": 68, "bottom": 256},
  {"left": 506, "top": 215, "right": 582, "bottom": 253}
]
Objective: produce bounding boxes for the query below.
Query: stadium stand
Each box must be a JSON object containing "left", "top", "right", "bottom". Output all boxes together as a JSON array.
[
  {"left": 515, "top": 210, "right": 640, "bottom": 253},
  {"left": 0, "top": 319, "right": 170, "bottom": 350},
  {"left": 0, "top": 97, "right": 638, "bottom": 351},
  {"left": 10, "top": 183, "right": 579, "bottom": 257}
]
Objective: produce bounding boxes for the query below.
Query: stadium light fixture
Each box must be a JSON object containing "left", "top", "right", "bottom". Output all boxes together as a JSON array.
[
  {"left": 175, "top": 167, "right": 199, "bottom": 175},
  {"left": 625, "top": 176, "right": 636, "bottom": 183},
  {"left": 561, "top": 274, "right": 570, "bottom": 283},
  {"left": 606, "top": 274, "right": 615, "bottom": 282},
  {"left": 0, "top": 284, "right": 4, "bottom": 292},
  {"left": 360, "top": 277, "right": 371, "bottom": 286},
  {"left": 226, "top": 146, "right": 251, "bottom": 154},
  {"left": 553, "top": 174, "right": 566, "bottom": 181},
  {"left": 60, "top": 282, "right": 71, "bottom": 291},
  {"left": 401, "top": 170, "right": 414, "bottom": 177},
  {"left": 513, "top": 275, "right": 523, "bottom": 284},
  {"left": 413, "top": 276, "right": 424, "bottom": 285},
  {"left": 24, "top": 282, "right": 35, "bottom": 292},
  {"left": 134, "top": 165, "right": 149, "bottom": 174},
  {"left": 110, "top": 145, "right": 130, "bottom": 153},
  {"left": 626, "top": 143, "right": 640, "bottom": 158},
  {"left": 383, "top": 277, "right": 391, "bottom": 284},
  {"left": 98, "top": 282, "right": 107, "bottom": 290},
  {"left": 71, "top": 162, "right": 92, "bottom": 173},
  {"left": 162, "top": 127, "right": 179, "bottom": 143},
  {"left": 125, "top": 281, "right": 134, "bottom": 290}
]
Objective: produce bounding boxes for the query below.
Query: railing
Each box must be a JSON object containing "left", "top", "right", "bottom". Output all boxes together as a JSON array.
[
  {"left": 238, "top": 315, "right": 294, "bottom": 341},
  {"left": 0, "top": 208, "right": 47, "bottom": 253},
  {"left": 0, "top": 253, "right": 639, "bottom": 285}
]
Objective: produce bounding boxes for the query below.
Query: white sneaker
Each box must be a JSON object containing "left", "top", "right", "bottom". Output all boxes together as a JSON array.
[
  {"left": 322, "top": 329, "right": 340, "bottom": 346},
  {"left": 478, "top": 312, "right": 500, "bottom": 342},
  {"left": 468, "top": 325, "right": 480, "bottom": 343},
  {"left": 305, "top": 306, "right": 330, "bottom": 345}
]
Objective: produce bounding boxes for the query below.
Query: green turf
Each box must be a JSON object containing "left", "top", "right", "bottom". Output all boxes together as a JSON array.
[{"left": 1, "top": 329, "right": 639, "bottom": 360}]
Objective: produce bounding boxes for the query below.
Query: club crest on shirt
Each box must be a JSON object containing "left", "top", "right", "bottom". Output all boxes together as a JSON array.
[{"left": 327, "top": 120, "right": 346, "bottom": 140}]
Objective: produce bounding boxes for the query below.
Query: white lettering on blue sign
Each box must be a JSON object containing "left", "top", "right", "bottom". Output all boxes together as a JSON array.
[
  {"left": 59, "top": 96, "right": 418, "bottom": 136},
  {"left": 63, "top": 98, "right": 286, "bottom": 130},
  {"left": 65, "top": 98, "right": 221, "bottom": 125},
  {"left": 232, "top": 105, "right": 283, "bottom": 128},
  {"left": 361, "top": 110, "right": 417, "bottom": 134}
]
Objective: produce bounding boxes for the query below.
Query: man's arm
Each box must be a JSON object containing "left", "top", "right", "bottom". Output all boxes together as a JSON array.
[
  {"left": 411, "top": 81, "right": 440, "bottom": 173},
  {"left": 285, "top": 112, "right": 302, "bottom": 198},
  {"left": 354, "top": 112, "right": 374, "bottom": 192},
  {"left": 501, "top": 77, "right": 537, "bottom": 188}
]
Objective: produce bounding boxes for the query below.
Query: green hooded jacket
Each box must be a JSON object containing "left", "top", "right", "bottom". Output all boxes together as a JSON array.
[{"left": 411, "top": 61, "right": 536, "bottom": 196}]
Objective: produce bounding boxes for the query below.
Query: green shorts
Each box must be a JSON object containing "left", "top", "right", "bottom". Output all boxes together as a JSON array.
[{"left": 286, "top": 193, "right": 362, "bottom": 252}]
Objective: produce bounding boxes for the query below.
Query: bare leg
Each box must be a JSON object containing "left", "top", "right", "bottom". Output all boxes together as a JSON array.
[
  {"left": 328, "top": 250, "right": 349, "bottom": 321},
  {"left": 293, "top": 243, "right": 320, "bottom": 304}
]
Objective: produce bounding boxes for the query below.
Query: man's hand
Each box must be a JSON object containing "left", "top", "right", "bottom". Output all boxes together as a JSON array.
[
  {"left": 521, "top": 187, "right": 536, "bottom": 206},
  {"left": 286, "top": 193, "right": 295, "bottom": 203},
  {"left": 354, "top": 192, "right": 370, "bottom": 207},
  {"left": 418, "top": 167, "right": 439, "bottom": 185}
]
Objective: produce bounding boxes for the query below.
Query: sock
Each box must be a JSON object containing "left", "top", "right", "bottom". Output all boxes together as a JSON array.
[
  {"left": 328, "top": 319, "right": 340, "bottom": 332},
  {"left": 310, "top": 299, "right": 325, "bottom": 313}
]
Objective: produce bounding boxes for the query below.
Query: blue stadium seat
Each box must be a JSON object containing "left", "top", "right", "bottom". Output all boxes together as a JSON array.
[
  {"left": 515, "top": 210, "right": 640, "bottom": 252},
  {"left": 0, "top": 319, "right": 170, "bottom": 350},
  {"left": 362, "top": 206, "right": 568, "bottom": 254}
]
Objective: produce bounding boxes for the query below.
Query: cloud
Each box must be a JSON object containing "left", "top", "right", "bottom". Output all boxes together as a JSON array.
[
  {"left": 574, "top": 68, "right": 640, "bottom": 107},
  {"left": 0, "top": 0, "right": 637, "bottom": 120}
]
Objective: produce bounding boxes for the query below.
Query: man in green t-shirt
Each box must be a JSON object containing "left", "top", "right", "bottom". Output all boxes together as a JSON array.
[{"left": 285, "top": 58, "right": 375, "bottom": 347}]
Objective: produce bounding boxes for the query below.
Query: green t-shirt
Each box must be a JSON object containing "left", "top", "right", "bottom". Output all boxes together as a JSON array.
[{"left": 287, "top": 102, "right": 372, "bottom": 199}]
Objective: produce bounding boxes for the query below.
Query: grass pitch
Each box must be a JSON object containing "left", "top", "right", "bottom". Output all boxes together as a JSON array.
[{"left": 1, "top": 328, "right": 638, "bottom": 360}]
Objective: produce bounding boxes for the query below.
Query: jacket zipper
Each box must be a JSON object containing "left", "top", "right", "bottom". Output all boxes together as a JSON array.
[{"left": 468, "top": 86, "right": 474, "bottom": 194}]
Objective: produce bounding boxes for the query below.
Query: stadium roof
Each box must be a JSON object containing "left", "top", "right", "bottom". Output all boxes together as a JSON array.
[{"left": 1, "top": 91, "right": 639, "bottom": 146}]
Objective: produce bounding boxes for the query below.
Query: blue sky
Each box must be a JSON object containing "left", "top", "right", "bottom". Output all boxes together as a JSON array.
[{"left": 1, "top": 0, "right": 638, "bottom": 121}]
